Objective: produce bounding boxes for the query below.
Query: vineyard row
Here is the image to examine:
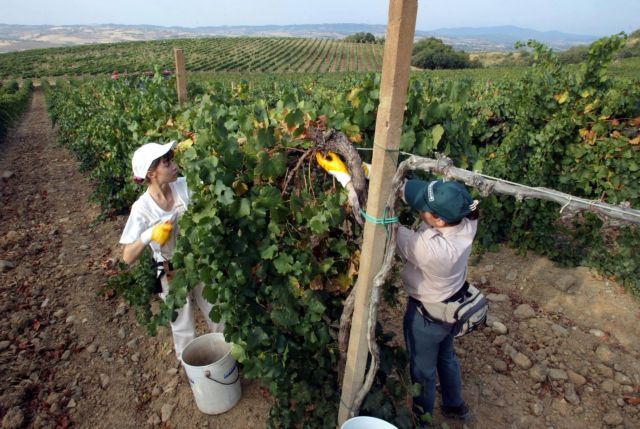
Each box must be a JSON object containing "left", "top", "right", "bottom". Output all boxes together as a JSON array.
[{"left": 0, "top": 37, "right": 385, "bottom": 79}]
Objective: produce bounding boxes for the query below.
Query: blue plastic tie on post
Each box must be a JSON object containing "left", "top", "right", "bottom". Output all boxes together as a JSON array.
[
  {"left": 359, "top": 207, "right": 398, "bottom": 240},
  {"left": 358, "top": 208, "right": 398, "bottom": 225}
]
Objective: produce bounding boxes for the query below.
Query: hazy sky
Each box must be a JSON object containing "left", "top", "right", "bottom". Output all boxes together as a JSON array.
[{"left": 1, "top": 0, "right": 638, "bottom": 36}]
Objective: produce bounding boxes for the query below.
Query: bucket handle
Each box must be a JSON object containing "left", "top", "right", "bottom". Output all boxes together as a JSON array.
[{"left": 204, "top": 363, "right": 239, "bottom": 386}]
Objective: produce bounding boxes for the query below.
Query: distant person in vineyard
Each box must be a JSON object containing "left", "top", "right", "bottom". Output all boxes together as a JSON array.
[
  {"left": 119, "top": 141, "right": 223, "bottom": 362},
  {"left": 397, "top": 179, "right": 478, "bottom": 423}
]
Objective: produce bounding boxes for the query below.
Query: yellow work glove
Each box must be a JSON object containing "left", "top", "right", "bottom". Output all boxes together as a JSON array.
[
  {"left": 141, "top": 222, "right": 173, "bottom": 246},
  {"left": 361, "top": 162, "right": 372, "bottom": 180},
  {"left": 316, "top": 151, "right": 352, "bottom": 187}
]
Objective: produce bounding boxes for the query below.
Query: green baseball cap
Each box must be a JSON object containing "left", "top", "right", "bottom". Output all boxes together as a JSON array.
[{"left": 404, "top": 179, "right": 473, "bottom": 223}]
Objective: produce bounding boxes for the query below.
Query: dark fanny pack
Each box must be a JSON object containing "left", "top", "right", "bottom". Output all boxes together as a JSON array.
[{"left": 152, "top": 259, "right": 174, "bottom": 293}]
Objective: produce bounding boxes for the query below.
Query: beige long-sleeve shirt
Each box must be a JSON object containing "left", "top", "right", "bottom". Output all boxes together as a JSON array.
[{"left": 396, "top": 218, "right": 478, "bottom": 304}]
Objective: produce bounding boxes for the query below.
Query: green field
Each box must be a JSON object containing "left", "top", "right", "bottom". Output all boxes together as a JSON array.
[{"left": 0, "top": 37, "right": 384, "bottom": 79}]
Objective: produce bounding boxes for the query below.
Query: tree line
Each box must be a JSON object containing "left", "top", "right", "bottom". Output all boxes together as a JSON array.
[
  {"left": 344, "top": 27, "right": 640, "bottom": 70},
  {"left": 344, "top": 33, "right": 480, "bottom": 70}
]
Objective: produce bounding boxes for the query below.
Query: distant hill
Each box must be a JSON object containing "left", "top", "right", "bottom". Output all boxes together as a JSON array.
[
  {"left": 0, "top": 23, "right": 600, "bottom": 54},
  {"left": 430, "top": 25, "right": 596, "bottom": 41},
  {"left": 428, "top": 25, "right": 598, "bottom": 51}
]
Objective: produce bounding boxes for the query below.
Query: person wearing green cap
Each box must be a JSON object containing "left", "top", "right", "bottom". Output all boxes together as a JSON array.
[{"left": 397, "top": 179, "right": 479, "bottom": 423}]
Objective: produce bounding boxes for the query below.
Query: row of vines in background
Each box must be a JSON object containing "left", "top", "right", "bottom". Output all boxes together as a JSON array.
[
  {"left": 0, "top": 79, "right": 33, "bottom": 142},
  {"left": 0, "top": 37, "right": 385, "bottom": 79},
  {"left": 43, "top": 35, "right": 639, "bottom": 427}
]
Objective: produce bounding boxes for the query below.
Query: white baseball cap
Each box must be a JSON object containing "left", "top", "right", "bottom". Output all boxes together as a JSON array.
[{"left": 132, "top": 141, "right": 177, "bottom": 180}]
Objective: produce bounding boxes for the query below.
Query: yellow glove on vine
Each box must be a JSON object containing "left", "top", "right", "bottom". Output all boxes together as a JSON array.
[{"left": 316, "top": 151, "right": 351, "bottom": 187}]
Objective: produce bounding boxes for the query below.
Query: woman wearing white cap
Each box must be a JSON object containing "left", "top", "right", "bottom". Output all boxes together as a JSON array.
[{"left": 119, "top": 141, "right": 223, "bottom": 361}]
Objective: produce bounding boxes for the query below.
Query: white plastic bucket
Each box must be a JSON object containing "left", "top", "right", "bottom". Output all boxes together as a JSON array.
[
  {"left": 341, "top": 416, "right": 398, "bottom": 429},
  {"left": 181, "top": 333, "right": 242, "bottom": 414}
]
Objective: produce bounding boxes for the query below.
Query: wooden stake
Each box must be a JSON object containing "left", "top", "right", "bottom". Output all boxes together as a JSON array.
[
  {"left": 337, "top": 0, "right": 417, "bottom": 425},
  {"left": 174, "top": 48, "right": 187, "bottom": 105}
]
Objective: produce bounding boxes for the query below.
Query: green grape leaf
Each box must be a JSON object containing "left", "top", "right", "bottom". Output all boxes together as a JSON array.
[
  {"left": 255, "top": 151, "right": 287, "bottom": 179},
  {"left": 273, "top": 253, "right": 294, "bottom": 274},
  {"left": 431, "top": 124, "right": 445, "bottom": 146},
  {"left": 261, "top": 244, "right": 278, "bottom": 260}
]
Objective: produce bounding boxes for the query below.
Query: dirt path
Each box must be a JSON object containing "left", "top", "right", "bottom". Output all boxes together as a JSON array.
[{"left": 1, "top": 89, "right": 639, "bottom": 429}]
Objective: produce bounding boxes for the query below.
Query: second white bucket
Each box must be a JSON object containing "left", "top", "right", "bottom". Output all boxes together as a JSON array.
[
  {"left": 181, "top": 333, "right": 242, "bottom": 414},
  {"left": 341, "top": 416, "right": 398, "bottom": 429}
]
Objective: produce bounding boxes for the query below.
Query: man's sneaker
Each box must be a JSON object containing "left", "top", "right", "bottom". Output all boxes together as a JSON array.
[{"left": 441, "top": 403, "right": 473, "bottom": 421}]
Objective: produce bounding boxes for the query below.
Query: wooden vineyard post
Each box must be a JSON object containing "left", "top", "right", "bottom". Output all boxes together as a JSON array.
[
  {"left": 337, "top": 0, "right": 417, "bottom": 425},
  {"left": 174, "top": 48, "right": 187, "bottom": 106}
]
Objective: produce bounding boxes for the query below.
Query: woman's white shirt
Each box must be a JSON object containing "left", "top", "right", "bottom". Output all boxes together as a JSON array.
[{"left": 119, "top": 177, "right": 191, "bottom": 262}]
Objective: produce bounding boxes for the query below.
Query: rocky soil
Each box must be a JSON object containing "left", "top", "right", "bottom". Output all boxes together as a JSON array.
[
  {"left": 453, "top": 256, "right": 640, "bottom": 429},
  {"left": 1, "top": 89, "right": 639, "bottom": 429}
]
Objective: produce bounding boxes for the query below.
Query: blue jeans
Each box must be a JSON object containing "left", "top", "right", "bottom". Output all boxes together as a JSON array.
[{"left": 403, "top": 298, "right": 464, "bottom": 416}]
